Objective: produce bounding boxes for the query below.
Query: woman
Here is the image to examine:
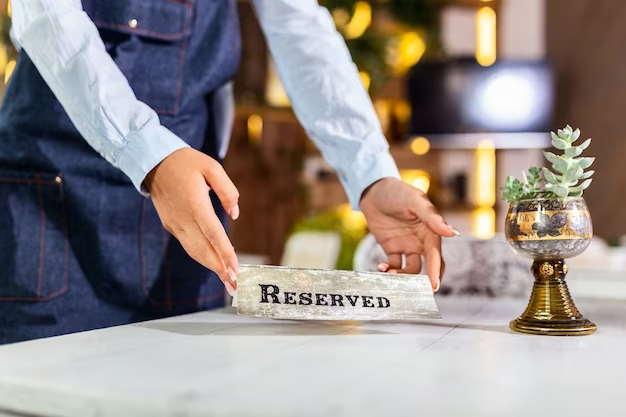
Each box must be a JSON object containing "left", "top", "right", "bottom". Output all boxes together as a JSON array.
[{"left": 0, "top": 0, "right": 458, "bottom": 344}]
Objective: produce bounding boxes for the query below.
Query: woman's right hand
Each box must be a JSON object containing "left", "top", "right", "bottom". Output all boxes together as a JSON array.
[{"left": 143, "top": 148, "right": 240, "bottom": 296}]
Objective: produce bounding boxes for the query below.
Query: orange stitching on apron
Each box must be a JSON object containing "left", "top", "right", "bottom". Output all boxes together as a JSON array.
[
  {"left": 152, "top": 1, "right": 193, "bottom": 115},
  {"left": 0, "top": 173, "right": 69, "bottom": 302}
]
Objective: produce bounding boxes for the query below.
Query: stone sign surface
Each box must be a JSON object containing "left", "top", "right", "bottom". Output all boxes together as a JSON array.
[{"left": 234, "top": 265, "right": 441, "bottom": 320}]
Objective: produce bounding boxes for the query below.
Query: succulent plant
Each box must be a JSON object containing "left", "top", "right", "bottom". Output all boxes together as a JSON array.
[{"left": 501, "top": 125, "right": 594, "bottom": 203}]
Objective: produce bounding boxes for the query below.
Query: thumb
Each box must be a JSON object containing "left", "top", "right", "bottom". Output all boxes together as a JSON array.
[{"left": 201, "top": 158, "right": 240, "bottom": 220}]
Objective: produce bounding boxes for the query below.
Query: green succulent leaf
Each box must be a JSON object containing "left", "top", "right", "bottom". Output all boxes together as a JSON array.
[
  {"left": 577, "top": 157, "right": 595, "bottom": 169},
  {"left": 579, "top": 138, "right": 592, "bottom": 150},
  {"left": 544, "top": 152, "right": 569, "bottom": 173},
  {"left": 502, "top": 125, "right": 593, "bottom": 202},
  {"left": 565, "top": 166, "right": 584, "bottom": 182},
  {"left": 569, "top": 179, "right": 592, "bottom": 194},
  {"left": 553, "top": 184, "right": 569, "bottom": 197},
  {"left": 558, "top": 125, "right": 573, "bottom": 140},
  {"left": 565, "top": 147, "right": 583, "bottom": 157},
  {"left": 551, "top": 138, "right": 569, "bottom": 150},
  {"left": 542, "top": 168, "right": 558, "bottom": 184},
  {"left": 579, "top": 178, "right": 593, "bottom": 190},
  {"left": 580, "top": 170, "right": 595, "bottom": 180}
]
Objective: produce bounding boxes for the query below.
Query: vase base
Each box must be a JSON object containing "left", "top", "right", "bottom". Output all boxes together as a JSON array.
[
  {"left": 509, "top": 259, "right": 597, "bottom": 336},
  {"left": 510, "top": 317, "right": 597, "bottom": 336}
]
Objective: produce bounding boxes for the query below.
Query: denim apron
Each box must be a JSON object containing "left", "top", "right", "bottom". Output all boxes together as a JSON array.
[{"left": 0, "top": 0, "right": 241, "bottom": 344}]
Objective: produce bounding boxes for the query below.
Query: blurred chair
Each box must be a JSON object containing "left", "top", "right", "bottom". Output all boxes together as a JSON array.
[{"left": 280, "top": 231, "right": 341, "bottom": 270}]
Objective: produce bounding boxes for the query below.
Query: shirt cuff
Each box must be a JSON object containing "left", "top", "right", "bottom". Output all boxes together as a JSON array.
[
  {"left": 337, "top": 148, "right": 401, "bottom": 210},
  {"left": 117, "top": 124, "right": 190, "bottom": 196}
]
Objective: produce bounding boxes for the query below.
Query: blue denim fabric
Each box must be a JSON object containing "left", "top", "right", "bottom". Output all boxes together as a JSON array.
[{"left": 0, "top": 0, "right": 242, "bottom": 344}]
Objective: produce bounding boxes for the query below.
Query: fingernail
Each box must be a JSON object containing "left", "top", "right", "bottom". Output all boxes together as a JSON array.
[
  {"left": 228, "top": 266, "right": 238, "bottom": 283},
  {"left": 231, "top": 204, "right": 240, "bottom": 221},
  {"left": 376, "top": 263, "right": 387, "bottom": 272},
  {"left": 447, "top": 224, "right": 461, "bottom": 236},
  {"left": 225, "top": 282, "right": 236, "bottom": 297},
  {"left": 434, "top": 280, "right": 440, "bottom": 292}
]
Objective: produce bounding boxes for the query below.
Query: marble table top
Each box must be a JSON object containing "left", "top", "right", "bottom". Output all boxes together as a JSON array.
[{"left": 0, "top": 296, "right": 624, "bottom": 417}]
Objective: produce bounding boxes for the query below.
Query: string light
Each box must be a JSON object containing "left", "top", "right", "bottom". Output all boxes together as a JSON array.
[
  {"left": 476, "top": 7, "right": 496, "bottom": 66},
  {"left": 5, "top": 59, "right": 15, "bottom": 84},
  {"left": 410, "top": 137, "right": 430, "bottom": 156},
  {"left": 359, "top": 71, "right": 371, "bottom": 91},
  {"left": 474, "top": 139, "right": 496, "bottom": 239},
  {"left": 247, "top": 114, "right": 263, "bottom": 144},
  {"left": 344, "top": 1, "right": 372, "bottom": 40},
  {"left": 473, "top": 207, "right": 496, "bottom": 239},
  {"left": 400, "top": 170, "right": 431, "bottom": 194}
]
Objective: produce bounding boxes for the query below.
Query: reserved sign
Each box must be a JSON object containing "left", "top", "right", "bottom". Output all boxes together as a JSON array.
[{"left": 234, "top": 265, "right": 441, "bottom": 320}]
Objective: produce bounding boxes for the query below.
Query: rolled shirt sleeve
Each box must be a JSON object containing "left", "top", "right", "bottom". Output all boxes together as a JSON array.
[
  {"left": 251, "top": 0, "right": 401, "bottom": 209},
  {"left": 10, "top": 0, "right": 189, "bottom": 195}
]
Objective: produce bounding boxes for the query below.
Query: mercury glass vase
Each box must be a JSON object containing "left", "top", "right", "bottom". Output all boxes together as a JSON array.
[{"left": 504, "top": 197, "right": 596, "bottom": 336}]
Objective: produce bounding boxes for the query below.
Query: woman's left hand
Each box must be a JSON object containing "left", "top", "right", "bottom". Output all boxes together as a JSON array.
[{"left": 359, "top": 178, "right": 459, "bottom": 291}]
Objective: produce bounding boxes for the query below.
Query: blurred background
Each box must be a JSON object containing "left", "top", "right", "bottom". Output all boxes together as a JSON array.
[{"left": 0, "top": 0, "right": 624, "bottom": 297}]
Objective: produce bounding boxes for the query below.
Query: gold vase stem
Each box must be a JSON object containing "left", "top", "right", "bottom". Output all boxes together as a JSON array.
[{"left": 510, "top": 259, "right": 596, "bottom": 336}]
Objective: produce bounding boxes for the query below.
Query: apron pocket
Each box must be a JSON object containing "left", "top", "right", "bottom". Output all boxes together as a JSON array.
[
  {"left": 84, "top": 0, "right": 193, "bottom": 116},
  {"left": 0, "top": 171, "right": 69, "bottom": 302}
]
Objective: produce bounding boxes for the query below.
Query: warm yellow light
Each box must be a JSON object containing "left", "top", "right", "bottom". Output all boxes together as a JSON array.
[
  {"left": 344, "top": 1, "right": 371, "bottom": 40},
  {"left": 476, "top": 7, "right": 496, "bottom": 67},
  {"left": 265, "top": 60, "right": 290, "bottom": 107},
  {"left": 374, "top": 100, "right": 391, "bottom": 134},
  {"left": 247, "top": 114, "right": 263, "bottom": 144},
  {"left": 400, "top": 170, "right": 431, "bottom": 194},
  {"left": 475, "top": 139, "right": 496, "bottom": 207},
  {"left": 332, "top": 8, "right": 350, "bottom": 28},
  {"left": 5, "top": 59, "right": 15, "bottom": 84},
  {"left": 0, "top": 48, "right": 7, "bottom": 75},
  {"left": 473, "top": 207, "right": 495, "bottom": 239},
  {"left": 388, "top": 31, "right": 426, "bottom": 75},
  {"left": 359, "top": 71, "right": 371, "bottom": 91},
  {"left": 7, "top": 1, "right": 11, "bottom": 18},
  {"left": 394, "top": 101, "right": 411, "bottom": 124},
  {"left": 412, "top": 176, "right": 430, "bottom": 194},
  {"left": 336, "top": 203, "right": 367, "bottom": 232},
  {"left": 410, "top": 136, "right": 430, "bottom": 156}
]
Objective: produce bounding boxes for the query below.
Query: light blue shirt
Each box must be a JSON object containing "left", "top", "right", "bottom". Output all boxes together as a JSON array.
[{"left": 10, "top": 0, "right": 401, "bottom": 209}]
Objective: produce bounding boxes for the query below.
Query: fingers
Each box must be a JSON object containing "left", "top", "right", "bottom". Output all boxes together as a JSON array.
[
  {"left": 424, "top": 235, "right": 443, "bottom": 292},
  {"left": 400, "top": 253, "right": 422, "bottom": 274},
  {"left": 440, "top": 258, "right": 446, "bottom": 285},
  {"left": 178, "top": 225, "right": 237, "bottom": 296},
  {"left": 379, "top": 237, "right": 441, "bottom": 291},
  {"left": 387, "top": 254, "right": 403, "bottom": 270},
  {"left": 376, "top": 262, "right": 389, "bottom": 272},
  {"left": 414, "top": 193, "right": 460, "bottom": 238},
  {"left": 377, "top": 252, "right": 421, "bottom": 274},
  {"left": 201, "top": 158, "right": 240, "bottom": 220},
  {"left": 193, "top": 193, "right": 240, "bottom": 276}
]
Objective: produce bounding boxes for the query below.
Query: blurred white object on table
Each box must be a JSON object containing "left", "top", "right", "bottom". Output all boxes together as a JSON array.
[{"left": 280, "top": 231, "right": 341, "bottom": 269}]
